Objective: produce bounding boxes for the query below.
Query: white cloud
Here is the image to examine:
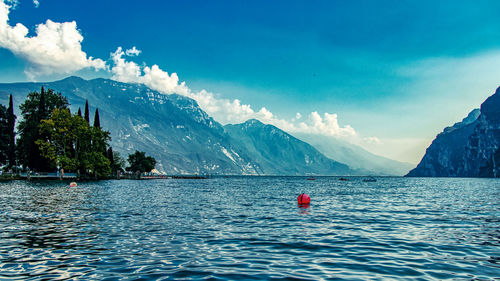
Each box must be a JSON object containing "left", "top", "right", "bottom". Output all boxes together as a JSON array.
[
  {"left": 190, "top": 93, "right": 361, "bottom": 140},
  {"left": 109, "top": 47, "right": 141, "bottom": 83},
  {"left": 0, "top": 0, "right": 105, "bottom": 79},
  {"left": 33, "top": 0, "right": 38, "bottom": 8},
  {"left": 110, "top": 47, "right": 188, "bottom": 94},
  {"left": 296, "top": 112, "right": 357, "bottom": 137},
  {"left": 125, "top": 46, "right": 141, "bottom": 56},
  {"left": 363, "top": 136, "right": 381, "bottom": 144},
  {"left": 108, "top": 46, "right": 366, "bottom": 141}
]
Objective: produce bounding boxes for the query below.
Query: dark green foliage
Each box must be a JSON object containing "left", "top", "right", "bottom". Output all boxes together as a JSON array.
[
  {"left": 7, "top": 95, "right": 16, "bottom": 168},
  {"left": 84, "top": 99, "right": 89, "bottom": 123},
  {"left": 17, "top": 87, "right": 69, "bottom": 171},
  {"left": 93, "top": 108, "right": 100, "bottom": 128},
  {"left": 36, "top": 108, "right": 84, "bottom": 171},
  {"left": 77, "top": 107, "right": 82, "bottom": 117},
  {"left": 112, "top": 151, "right": 126, "bottom": 173},
  {"left": 126, "top": 150, "right": 156, "bottom": 173},
  {"left": 0, "top": 104, "right": 8, "bottom": 165},
  {"left": 108, "top": 147, "right": 125, "bottom": 173},
  {"left": 108, "top": 147, "right": 114, "bottom": 167},
  {"left": 36, "top": 106, "right": 111, "bottom": 177},
  {"left": 92, "top": 126, "right": 109, "bottom": 155},
  {"left": 15, "top": 87, "right": 113, "bottom": 178},
  {"left": 38, "top": 87, "right": 46, "bottom": 121}
]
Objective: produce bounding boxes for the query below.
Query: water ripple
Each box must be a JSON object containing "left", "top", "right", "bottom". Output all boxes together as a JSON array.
[{"left": 0, "top": 177, "right": 499, "bottom": 280}]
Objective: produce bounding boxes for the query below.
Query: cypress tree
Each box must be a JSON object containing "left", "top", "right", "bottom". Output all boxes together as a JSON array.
[
  {"left": 108, "top": 147, "right": 115, "bottom": 170},
  {"left": 84, "top": 100, "right": 90, "bottom": 123},
  {"left": 0, "top": 105, "right": 7, "bottom": 165},
  {"left": 7, "top": 95, "right": 16, "bottom": 168},
  {"left": 77, "top": 107, "right": 82, "bottom": 117},
  {"left": 38, "top": 87, "right": 46, "bottom": 120},
  {"left": 93, "top": 108, "right": 101, "bottom": 128},
  {"left": 30, "top": 86, "right": 47, "bottom": 171}
]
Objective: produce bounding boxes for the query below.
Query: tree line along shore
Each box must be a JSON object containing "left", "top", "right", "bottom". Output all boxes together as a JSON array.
[{"left": 0, "top": 87, "right": 156, "bottom": 180}]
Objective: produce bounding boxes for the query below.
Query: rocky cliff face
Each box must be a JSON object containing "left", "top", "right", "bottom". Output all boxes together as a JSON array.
[
  {"left": 463, "top": 89, "right": 500, "bottom": 177},
  {"left": 407, "top": 87, "right": 500, "bottom": 177},
  {"left": 225, "top": 119, "right": 353, "bottom": 175}
]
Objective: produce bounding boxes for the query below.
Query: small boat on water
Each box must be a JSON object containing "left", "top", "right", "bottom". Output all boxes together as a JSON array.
[
  {"left": 306, "top": 177, "right": 316, "bottom": 181},
  {"left": 363, "top": 177, "right": 377, "bottom": 182},
  {"left": 339, "top": 177, "right": 349, "bottom": 181}
]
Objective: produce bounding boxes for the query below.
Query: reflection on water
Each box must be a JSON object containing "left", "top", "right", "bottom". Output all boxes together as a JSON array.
[
  {"left": 298, "top": 204, "right": 310, "bottom": 215},
  {"left": 0, "top": 177, "right": 499, "bottom": 280}
]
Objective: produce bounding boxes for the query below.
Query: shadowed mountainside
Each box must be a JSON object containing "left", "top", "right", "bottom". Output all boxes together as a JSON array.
[{"left": 407, "top": 86, "right": 500, "bottom": 177}]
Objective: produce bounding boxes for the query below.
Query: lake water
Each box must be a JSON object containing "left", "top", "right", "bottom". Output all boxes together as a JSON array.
[{"left": 0, "top": 177, "right": 499, "bottom": 280}]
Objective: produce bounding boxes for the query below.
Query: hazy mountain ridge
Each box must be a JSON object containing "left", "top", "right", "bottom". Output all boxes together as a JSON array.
[
  {"left": 293, "top": 133, "right": 414, "bottom": 176},
  {"left": 224, "top": 119, "right": 352, "bottom": 175},
  {"left": 407, "top": 87, "right": 500, "bottom": 177}
]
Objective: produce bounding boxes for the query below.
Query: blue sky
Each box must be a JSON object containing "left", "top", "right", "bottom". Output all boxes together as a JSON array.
[{"left": 1, "top": 0, "right": 500, "bottom": 163}]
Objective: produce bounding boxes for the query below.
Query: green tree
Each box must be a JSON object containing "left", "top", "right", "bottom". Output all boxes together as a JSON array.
[
  {"left": 0, "top": 104, "right": 8, "bottom": 166},
  {"left": 36, "top": 108, "right": 112, "bottom": 178},
  {"left": 78, "top": 107, "right": 111, "bottom": 178},
  {"left": 126, "top": 150, "right": 156, "bottom": 173},
  {"left": 84, "top": 151, "right": 111, "bottom": 179},
  {"left": 108, "top": 149, "right": 125, "bottom": 173},
  {"left": 17, "top": 87, "right": 68, "bottom": 171},
  {"left": 92, "top": 124, "right": 109, "bottom": 154},
  {"left": 36, "top": 108, "right": 83, "bottom": 171},
  {"left": 7, "top": 95, "right": 16, "bottom": 168},
  {"left": 114, "top": 151, "right": 126, "bottom": 172},
  {"left": 84, "top": 99, "right": 90, "bottom": 123},
  {"left": 93, "top": 108, "right": 100, "bottom": 128}
]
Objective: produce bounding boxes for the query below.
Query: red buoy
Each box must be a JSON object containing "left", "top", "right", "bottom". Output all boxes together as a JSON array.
[{"left": 297, "top": 193, "right": 311, "bottom": 205}]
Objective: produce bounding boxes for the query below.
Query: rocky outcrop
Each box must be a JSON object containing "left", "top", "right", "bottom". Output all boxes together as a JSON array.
[
  {"left": 407, "top": 87, "right": 500, "bottom": 177},
  {"left": 462, "top": 89, "right": 500, "bottom": 177}
]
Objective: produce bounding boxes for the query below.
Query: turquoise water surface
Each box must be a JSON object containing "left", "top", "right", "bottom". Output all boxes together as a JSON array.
[{"left": 0, "top": 177, "right": 499, "bottom": 280}]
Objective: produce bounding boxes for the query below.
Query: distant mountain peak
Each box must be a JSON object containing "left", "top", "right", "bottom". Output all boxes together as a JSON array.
[
  {"left": 442, "top": 108, "right": 480, "bottom": 135},
  {"left": 245, "top": 118, "right": 263, "bottom": 125},
  {"left": 238, "top": 119, "right": 266, "bottom": 129},
  {"left": 61, "top": 76, "right": 86, "bottom": 82},
  {"left": 224, "top": 120, "right": 353, "bottom": 175},
  {"left": 462, "top": 108, "right": 481, "bottom": 124}
]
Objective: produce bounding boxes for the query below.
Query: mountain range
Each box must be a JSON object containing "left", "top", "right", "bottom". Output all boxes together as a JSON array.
[
  {"left": 225, "top": 119, "right": 351, "bottom": 175},
  {"left": 407, "top": 87, "right": 500, "bottom": 177},
  {"left": 0, "top": 76, "right": 408, "bottom": 175},
  {"left": 293, "top": 133, "right": 414, "bottom": 176}
]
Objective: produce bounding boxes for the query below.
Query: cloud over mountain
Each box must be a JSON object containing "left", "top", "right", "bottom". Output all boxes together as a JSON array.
[
  {"left": 0, "top": 0, "right": 105, "bottom": 79},
  {"left": 108, "top": 44, "right": 362, "bottom": 141},
  {"left": 110, "top": 47, "right": 188, "bottom": 95},
  {"left": 0, "top": 0, "right": 377, "bottom": 146}
]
